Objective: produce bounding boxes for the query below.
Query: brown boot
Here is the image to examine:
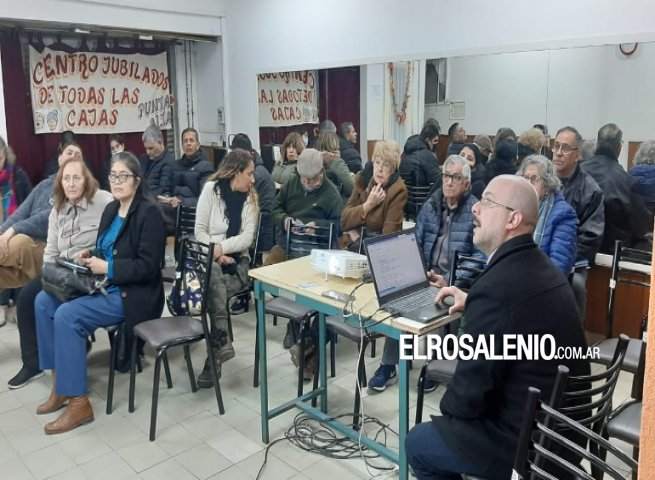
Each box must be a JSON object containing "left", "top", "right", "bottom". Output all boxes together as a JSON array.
[
  {"left": 36, "top": 371, "right": 67, "bottom": 415},
  {"left": 44, "top": 395, "right": 94, "bottom": 435}
]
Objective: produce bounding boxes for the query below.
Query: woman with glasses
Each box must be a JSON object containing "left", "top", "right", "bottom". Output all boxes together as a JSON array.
[
  {"left": 516, "top": 154, "right": 577, "bottom": 276},
  {"left": 34, "top": 152, "right": 166, "bottom": 435},
  {"left": 340, "top": 140, "right": 407, "bottom": 251},
  {"left": 314, "top": 131, "right": 354, "bottom": 201}
]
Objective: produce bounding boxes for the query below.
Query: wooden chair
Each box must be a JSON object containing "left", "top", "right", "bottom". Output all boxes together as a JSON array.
[{"left": 128, "top": 238, "right": 224, "bottom": 441}]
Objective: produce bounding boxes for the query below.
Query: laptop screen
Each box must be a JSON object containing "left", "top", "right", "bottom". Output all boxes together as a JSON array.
[{"left": 364, "top": 229, "right": 429, "bottom": 303}]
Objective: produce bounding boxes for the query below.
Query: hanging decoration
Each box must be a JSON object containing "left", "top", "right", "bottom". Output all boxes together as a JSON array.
[{"left": 388, "top": 62, "right": 413, "bottom": 125}]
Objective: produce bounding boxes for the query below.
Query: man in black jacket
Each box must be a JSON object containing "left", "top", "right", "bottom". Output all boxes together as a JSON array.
[
  {"left": 399, "top": 120, "right": 442, "bottom": 218},
  {"left": 139, "top": 125, "right": 174, "bottom": 230},
  {"left": 406, "top": 175, "right": 590, "bottom": 480},
  {"left": 553, "top": 125, "right": 604, "bottom": 320},
  {"left": 338, "top": 122, "right": 362, "bottom": 173},
  {"left": 581, "top": 123, "right": 652, "bottom": 253},
  {"left": 169, "top": 128, "right": 213, "bottom": 209}
]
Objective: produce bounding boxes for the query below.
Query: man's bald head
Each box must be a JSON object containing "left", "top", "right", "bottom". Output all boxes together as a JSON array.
[
  {"left": 490, "top": 175, "right": 539, "bottom": 232},
  {"left": 472, "top": 175, "right": 539, "bottom": 255}
]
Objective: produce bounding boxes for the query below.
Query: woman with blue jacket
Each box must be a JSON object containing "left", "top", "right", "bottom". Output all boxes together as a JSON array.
[{"left": 517, "top": 155, "right": 577, "bottom": 277}]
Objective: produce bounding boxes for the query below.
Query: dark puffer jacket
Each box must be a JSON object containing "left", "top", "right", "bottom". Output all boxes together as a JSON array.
[
  {"left": 338, "top": 137, "right": 362, "bottom": 174},
  {"left": 254, "top": 152, "right": 276, "bottom": 251},
  {"left": 171, "top": 149, "right": 213, "bottom": 207},
  {"left": 415, "top": 189, "right": 482, "bottom": 283},
  {"left": 139, "top": 150, "right": 175, "bottom": 197}
]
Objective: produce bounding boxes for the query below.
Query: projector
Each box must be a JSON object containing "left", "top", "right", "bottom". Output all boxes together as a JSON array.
[{"left": 310, "top": 249, "right": 369, "bottom": 278}]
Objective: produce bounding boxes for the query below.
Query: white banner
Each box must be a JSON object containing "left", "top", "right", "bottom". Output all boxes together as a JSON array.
[
  {"left": 28, "top": 46, "right": 172, "bottom": 134},
  {"left": 257, "top": 71, "right": 319, "bottom": 127}
]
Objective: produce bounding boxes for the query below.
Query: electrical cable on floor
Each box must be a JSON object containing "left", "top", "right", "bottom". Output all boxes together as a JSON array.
[{"left": 256, "top": 282, "right": 401, "bottom": 479}]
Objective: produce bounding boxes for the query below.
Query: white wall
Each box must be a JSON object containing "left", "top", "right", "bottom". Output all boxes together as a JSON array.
[
  {"left": 1, "top": 0, "right": 226, "bottom": 37},
  {"left": 224, "top": 0, "right": 655, "bottom": 149},
  {"left": 424, "top": 43, "right": 655, "bottom": 166}
]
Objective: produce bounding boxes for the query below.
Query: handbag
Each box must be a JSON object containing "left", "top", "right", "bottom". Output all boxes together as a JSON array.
[
  {"left": 41, "top": 258, "right": 109, "bottom": 302},
  {"left": 166, "top": 266, "right": 203, "bottom": 316}
]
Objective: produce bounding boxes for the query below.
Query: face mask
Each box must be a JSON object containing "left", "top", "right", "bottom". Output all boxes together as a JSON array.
[{"left": 302, "top": 135, "right": 309, "bottom": 147}]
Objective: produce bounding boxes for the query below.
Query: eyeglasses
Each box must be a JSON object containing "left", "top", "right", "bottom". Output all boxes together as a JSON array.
[
  {"left": 62, "top": 175, "right": 83, "bottom": 185},
  {"left": 108, "top": 173, "right": 136, "bottom": 184},
  {"left": 478, "top": 196, "right": 515, "bottom": 212},
  {"left": 522, "top": 174, "right": 541, "bottom": 185},
  {"left": 373, "top": 159, "right": 393, "bottom": 171},
  {"left": 442, "top": 173, "right": 464, "bottom": 184},
  {"left": 552, "top": 143, "right": 579, "bottom": 155}
]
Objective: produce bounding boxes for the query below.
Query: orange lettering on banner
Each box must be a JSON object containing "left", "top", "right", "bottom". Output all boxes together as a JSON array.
[
  {"left": 110, "top": 87, "right": 140, "bottom": 106},
  {"left": 270, "top": 106, "right": 301, "bottom": 122},
  {"left": 65, "top": 108, "right": 119, "bottom": 129}
]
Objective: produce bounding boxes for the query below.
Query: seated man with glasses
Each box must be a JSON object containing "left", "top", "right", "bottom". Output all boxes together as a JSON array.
[
  {"left": 552, "top": 126, "right": 604, "bottom": 321},
  {"left": 406, "top": 175, "right": 589, "bottom": 480},
  {"left": 368, "top": 155, "right": 483, "bottom": 392},
  {"left": 516, "top": 154, "right": 577, "bottom": 278}
]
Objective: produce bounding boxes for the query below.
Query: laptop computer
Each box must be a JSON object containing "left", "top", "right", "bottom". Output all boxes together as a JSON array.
[{"left": 364, "top": 229, "right": 451, "bottom": 323}]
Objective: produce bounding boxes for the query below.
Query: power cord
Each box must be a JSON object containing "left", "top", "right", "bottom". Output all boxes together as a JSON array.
[{"left": 255, "top": 412, "right": 398, "bottom": 479}]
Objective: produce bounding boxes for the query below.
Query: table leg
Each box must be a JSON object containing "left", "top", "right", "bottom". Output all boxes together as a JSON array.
[
  {"left": 318, "top": 312, "right": 327, "bottom": 413},
  {"left": 398, "top": 357, "right": 409, "bottom": 480},
  {"left": 255, "top": 281, "right": 270, "bottom": 443}
]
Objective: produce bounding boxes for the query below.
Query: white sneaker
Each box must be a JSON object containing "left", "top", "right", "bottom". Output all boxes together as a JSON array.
[
  {"left": 6, "top": 305, "right": 16, "bottom": 323},
  {"left": 0, "top": 305, "right": 7, "bottom": 327}
]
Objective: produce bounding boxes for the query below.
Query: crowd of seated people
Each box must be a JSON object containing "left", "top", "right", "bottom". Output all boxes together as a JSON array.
[{"left": 0, "top": 113, "right": 652, "bottom": 457}]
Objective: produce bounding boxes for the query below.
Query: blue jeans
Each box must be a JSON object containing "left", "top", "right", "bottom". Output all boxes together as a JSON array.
[
  {"left": 406, "top": 422, "right": 489, "bottom": 480},
  {"left": 35, "top": 290, "right": 124, "bottom": 396}
]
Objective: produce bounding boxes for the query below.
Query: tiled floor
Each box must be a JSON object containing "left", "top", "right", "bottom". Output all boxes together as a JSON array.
[{"left": 0, "top": 304, "right": 637, "bottom": 479}]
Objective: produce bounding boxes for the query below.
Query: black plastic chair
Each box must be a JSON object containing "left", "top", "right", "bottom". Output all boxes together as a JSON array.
[
  {"left": 605, "top": 338, "right": 646, "bottom": 480},
  {"left": 415, "top": 251, "right": 486, "bottom": 424},
  {"left": 161, "top": 204, "right": 197, "bottom": 283},
  {"left": 512, "top": 384, "right": 637, "bottom": 480},
  {"left": 463, "top": 336, "right": 629, "bottom": 480},
  {"left": 128, "top": 238, "right": 224, "bottom": 441},
  {"left": 602, "top": 240, "right": 650, "bottom": 339},
  {"left": 254, "top": 222, "right": 336, "bottom": 392},
  {"left": 404, "top": 183, "right": 433, "bottom": 221}
]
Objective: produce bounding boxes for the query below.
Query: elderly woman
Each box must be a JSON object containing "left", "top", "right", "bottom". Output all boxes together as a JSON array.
[
  {"left": 9, "top": 156, "right": 111, "bottom": 388},
  {"left": 35, "top": 152, "right": 166, "bottom": 434},
  {"left": 629, "top": 140, "right": 655, "bottom": 213},
  {"left": 340, "top": 140, "right": 407, "bottom": 250},
  {"left": 516, "top": 155, "right": 577, "bottom": 276},
  {"left": 272, "top": 132, "right": 305, "bottom": 187},
  {"left": 314, "top": 131, "right": 354, "bottom": 201},
  {"left": 194, "top": 149, "right": 258, "bottom": 386}
]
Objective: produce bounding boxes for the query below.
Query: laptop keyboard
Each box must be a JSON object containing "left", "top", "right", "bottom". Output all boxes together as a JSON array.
[{"left": 385, "top": 287, "right": 439, "bottom": 313}]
